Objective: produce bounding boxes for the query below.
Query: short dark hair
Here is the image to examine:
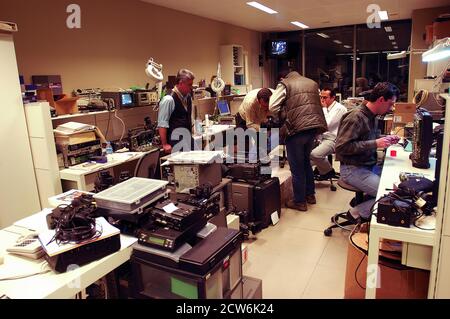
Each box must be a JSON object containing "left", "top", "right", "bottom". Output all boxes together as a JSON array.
[
  {"left": 256, "top": 88, "right": 272, "bottom": 103},
  {"left": 321, "top": 87, "right": 337, "bottom": 98},
  {"left": 176, "top": 69, "right": 195, "bottom": 84},
  {"left": 368, "top": 82, "right": 399, "bottom": 102}
]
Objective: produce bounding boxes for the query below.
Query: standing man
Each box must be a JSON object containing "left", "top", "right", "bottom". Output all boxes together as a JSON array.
[
  {"left": 310, "top": 88, "right": 347, "bottom": 179},
  {"left": 157, "top": 69, "right": 195, "bottom": 153},
  {"left": 335, "top": 82, "right": 400, "bottom": 220},
  {"left": 270, "top": 71, "right": 328, "bottom": 211}
]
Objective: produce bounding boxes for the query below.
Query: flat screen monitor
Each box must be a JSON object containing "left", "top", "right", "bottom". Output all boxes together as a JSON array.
[
  {"left": 121, "top": 93, "right": 133, "bottom": 106},
  {"left": 271, "top": 40, "right": 287, "bottom": 56},
  {"left": 218, "top": 100, "right": 230, "bottom": 115}
]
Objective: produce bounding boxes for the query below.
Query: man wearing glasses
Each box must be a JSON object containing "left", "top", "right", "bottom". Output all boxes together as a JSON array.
[{"left": 310, "top": 88, "right": 347, "bottom": 179}]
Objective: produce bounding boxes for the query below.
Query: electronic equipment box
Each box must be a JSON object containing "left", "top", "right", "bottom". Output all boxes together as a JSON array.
[
  {"left": 410, "top": 109, "right": 433, "bottom": 169},
  {"left": 131, "top": 227, "right": 243, "bottom": 299}
]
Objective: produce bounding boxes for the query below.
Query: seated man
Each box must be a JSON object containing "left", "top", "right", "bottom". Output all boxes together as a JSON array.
[
  {"left": 235, "top": 88, "right": 276, "bottom": 160},
  {"left": 310, "top": 88, "right": 347, "bottom": 179},
  {"left": 335, "top": 82, "right": 400, "bottom": 220}
]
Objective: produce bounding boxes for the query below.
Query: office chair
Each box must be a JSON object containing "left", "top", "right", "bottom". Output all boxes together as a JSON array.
[
  {"left": 134, "top": 148, "right": 160, "bottom": 179},
  {"left": 313, "top": 154, "right": 339, "bottom": 191},
  {"left": 323, "top": 179, "right": 365, "bottom": 237}
]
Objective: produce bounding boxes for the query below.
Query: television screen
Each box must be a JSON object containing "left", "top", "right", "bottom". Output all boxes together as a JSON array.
[
  {"left": 271, "top": 40, "right": 287, "bottom": 56},
  {"left": 217, "top": 100, "right": 230, "bottom": 115},
  {"left": 121, "top": 93, "right": 133, "bottom": 106}
]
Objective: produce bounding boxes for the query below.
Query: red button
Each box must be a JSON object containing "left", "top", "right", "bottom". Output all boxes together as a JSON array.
[{"left": 390, "top": 150, "right": 397, "bottom": 157}]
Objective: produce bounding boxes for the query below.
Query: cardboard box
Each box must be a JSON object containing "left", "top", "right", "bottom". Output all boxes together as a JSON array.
[
  {"left": 393, "top": 103, "right": 416, "bottom": 124},
  {"left": 344, "top": 232, "right": 430, "bottom": 299}
]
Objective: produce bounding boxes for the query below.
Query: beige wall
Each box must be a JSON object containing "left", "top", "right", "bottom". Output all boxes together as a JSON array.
[
  {"left": 409, "top": 5, "right": 450, "bottom": 102},
  {"left": 0, "top": 0, "right": 263, "bottom": 92}
]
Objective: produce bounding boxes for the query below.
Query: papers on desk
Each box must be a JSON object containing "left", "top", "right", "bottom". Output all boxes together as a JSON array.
[
  {"left": 13, "top": 209, "right": 52, "bottom": 234},
  {"left": 48, "top": 189, "right": 94, "bottom": 207},
  {"left": 38, "top": 217, "right": 120, "bottom": 257}
]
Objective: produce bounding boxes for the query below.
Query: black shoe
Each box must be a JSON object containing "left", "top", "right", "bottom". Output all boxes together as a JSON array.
[{"left": 316, "top": 168, "right": 336, "bottom": 181}]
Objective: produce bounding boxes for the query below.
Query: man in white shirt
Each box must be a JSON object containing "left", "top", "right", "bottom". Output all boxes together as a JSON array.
[{"left": 310, "top": 88, "right": 347, "bottom": 179}]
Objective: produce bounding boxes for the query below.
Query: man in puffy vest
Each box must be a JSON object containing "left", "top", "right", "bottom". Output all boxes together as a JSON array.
[{"left": 269, "top": 71, "right": 327, "bottom": 211}]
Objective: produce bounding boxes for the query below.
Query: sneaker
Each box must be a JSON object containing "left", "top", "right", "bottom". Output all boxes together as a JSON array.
[
  {"left": 306, "top": 194, "right": 316, "bottom": 204},
  {"left": 286, "top": 200, "right": 307, "bottom": 211}
]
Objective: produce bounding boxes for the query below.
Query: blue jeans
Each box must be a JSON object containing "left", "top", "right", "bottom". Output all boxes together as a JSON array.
[
  {"left": 340, "top": 164, "right": 382, "bottom": 219},
  {"left": 285, "top": 130, "right": 316, "bottom": 203}
]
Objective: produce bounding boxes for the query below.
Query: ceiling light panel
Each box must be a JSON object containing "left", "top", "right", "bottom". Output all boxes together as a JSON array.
[
  {"left": 333, "top": 40, "right": 342, "bottom": 44},
  {"left": 384, "top": 26, "right": 392, "bottom": 32},
  {"left": 378, "top": 11, "right": 389, "bottom": 21},
  {"left": 317, "top": 33, "right": 329, "bottom": 38},
  {"left": 388, "top": 35, "right": 395, "bottom": 40},
  {"left": 291, "top": 21, "right": 309, "bottom": 29},
  {"left": 246, "top": 2, "right": 278, "bottom": 14}
]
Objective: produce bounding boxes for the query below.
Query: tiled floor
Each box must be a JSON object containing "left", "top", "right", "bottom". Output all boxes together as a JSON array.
[{"left": 243, "top": 164, "right": 355, "bottom": 299}]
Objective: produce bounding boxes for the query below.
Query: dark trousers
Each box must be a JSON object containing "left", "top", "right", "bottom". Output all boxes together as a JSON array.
[{"left": 285, "top": 130, "right": 316, "bottom": 203}]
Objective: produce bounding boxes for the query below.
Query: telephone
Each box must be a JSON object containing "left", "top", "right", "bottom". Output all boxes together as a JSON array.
[{"left": 7, "top": 235, "right": 45, "bottom": 260}]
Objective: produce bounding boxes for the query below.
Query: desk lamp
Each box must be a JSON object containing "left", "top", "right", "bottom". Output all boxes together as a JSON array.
[
  {"left": 145, "top": 58, "right": 164, "bottom": 99},
  {"left": 211, "top": 63, "right": 226, "bottom": 119}
]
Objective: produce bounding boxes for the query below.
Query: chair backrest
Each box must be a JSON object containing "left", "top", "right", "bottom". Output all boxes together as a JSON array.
[{"left": 134, "top": 149, "right": 160, "bottom": 179}]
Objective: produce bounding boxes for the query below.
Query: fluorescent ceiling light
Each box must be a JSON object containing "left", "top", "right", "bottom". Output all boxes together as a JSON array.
[
  {"left": 343, "top": 45, "right": 352, "bottom": 49},
  {"left": 378, "top": 11, "right": 389, "bottom": 21},
  {"left": 393, "top": 46, "right": 398, "bottom": 49},
  {"left": 246, "top": 2, "right": 278, "bottom": 14},
  {"left": 384, "top": 26, "right": 392, "bottom": 32},
  {"left": 317, "top": 33, "right": 329, "bottom": 38},
  {"left": 387, "top": 51, "right": 407, "bottom": 60},
  {"left": 360, "top": 51, "right": 380, "bottom": 55},
  {"left": 392, "top": 41, "right": 397, "bottom": 45},
  {"left": 333, "top": 40, "right": 342, "bottom": 44},
  {"left": 422, "top": 37, "right": 450, "bottom": 62},
  {"left": 291, "top": 21, "right": 309, "bottom": 29},
  {"left": 388, "top": 35, "right": 395, "bottom": 40}
]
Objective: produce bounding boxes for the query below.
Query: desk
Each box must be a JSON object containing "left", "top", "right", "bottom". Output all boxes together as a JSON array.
[
  {"left": 365, "top": 145, "right": 436, "bottom": 299},
  {"left": 0, "top": 211, "right": 137, "bottom": 299},
  {"left": 59, "top": 151, "right": 149, "bottom": 191}
]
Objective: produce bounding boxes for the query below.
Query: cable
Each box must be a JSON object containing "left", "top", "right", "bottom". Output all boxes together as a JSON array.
[{"left": 114, "top": 109, "right": 126, "bottom": 143}]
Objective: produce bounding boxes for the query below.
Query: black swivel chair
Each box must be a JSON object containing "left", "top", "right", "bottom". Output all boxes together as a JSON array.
[
  {"left": 323, "top": 179, "right": 365, "bottom": 236},
  {"left": 134, "top": 148, "right": 160, "bottom": 179}
]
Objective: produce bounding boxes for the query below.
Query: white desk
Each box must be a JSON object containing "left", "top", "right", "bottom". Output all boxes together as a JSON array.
[
  {"left": 365, "top": 145, "right": 436, "bottom": 299},
  {"left": 59, "top": 151, "right": 149, "bottom": 191},
  {"left": 0, "top": 211, "right": 137, "bottom": 299}
]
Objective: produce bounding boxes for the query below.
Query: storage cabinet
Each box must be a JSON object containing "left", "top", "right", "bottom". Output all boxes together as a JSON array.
[{"left": 220, "top": 45, "right": 246, "bottom": 86}]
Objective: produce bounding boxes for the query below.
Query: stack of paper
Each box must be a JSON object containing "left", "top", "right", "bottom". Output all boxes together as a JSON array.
[{"left": 53, "top": 121, "right": 95, "bottom": 136}]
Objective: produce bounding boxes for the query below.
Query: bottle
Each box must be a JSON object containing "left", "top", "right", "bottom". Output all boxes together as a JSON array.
[{"left": 105, "top": 141, "right": 113, "bottom": 155}]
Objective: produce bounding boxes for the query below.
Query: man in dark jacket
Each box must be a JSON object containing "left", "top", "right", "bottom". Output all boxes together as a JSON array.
[
  {"left": 270, "top": 71, "right": 328, "bottom": 211},
  {"left": 335, "top": 82, "right": 400, "bottom": 220},
  {"left": 157, "top": 69, "right": 195, "bottom": 153}
]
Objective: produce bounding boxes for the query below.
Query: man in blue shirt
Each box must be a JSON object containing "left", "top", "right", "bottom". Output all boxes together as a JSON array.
[{"left": 157, "top": 69, "right": 195, "bottom": 153}]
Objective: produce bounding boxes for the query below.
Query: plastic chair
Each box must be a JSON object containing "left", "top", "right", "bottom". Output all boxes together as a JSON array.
[{"left": 323, "top": 179, "right": 365, "bottom": 237}]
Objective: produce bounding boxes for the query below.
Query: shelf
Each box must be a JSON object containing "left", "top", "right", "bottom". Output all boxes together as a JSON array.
[{"left": 51, "top": 110, "right": 110, "bottom": 121}]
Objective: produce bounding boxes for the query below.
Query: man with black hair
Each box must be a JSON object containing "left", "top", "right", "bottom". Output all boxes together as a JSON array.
[
  {"left": 311, "top": 87, "right": 347, "bottom": 179},
  {"left": 335, "top": 82, "right": 400, "bottom": 220},
  {"left": 235, "top": 88, "right": 274, "bottom": 131}
]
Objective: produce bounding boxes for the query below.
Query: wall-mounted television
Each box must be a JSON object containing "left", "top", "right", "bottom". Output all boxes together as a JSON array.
[{"left": 268, "top": 40, "right": 288, "bottom": 57}]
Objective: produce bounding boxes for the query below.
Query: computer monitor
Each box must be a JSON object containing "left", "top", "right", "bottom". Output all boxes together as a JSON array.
[
  {"left": 217, "top": 100, "right": 231, "bottom": 116},
  {"left": 121, "top": 93, "right": 133, "bottom": 106}
]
